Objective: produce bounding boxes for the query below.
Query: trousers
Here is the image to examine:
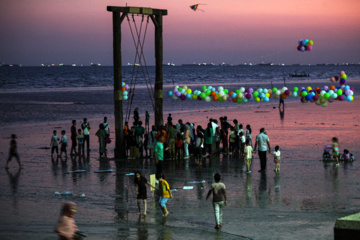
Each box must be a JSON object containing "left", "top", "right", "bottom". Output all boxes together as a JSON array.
[
  {"left": 258, "top": 150, "right": 267, "bottom": 171},
  {"left": 213, "top": 201, "right": 224, "bottom": 225}
]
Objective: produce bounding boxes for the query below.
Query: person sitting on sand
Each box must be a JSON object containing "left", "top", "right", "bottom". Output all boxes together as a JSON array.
[
  {"left": 341, "top": 149, "right": 354, "bottom": 162},
  {"left": 323, "top": 145, "right": 332, "bottom": 161},
  {"left": 5, "top": 134, "right": 23, "bottom": 169},
  {"left": 134, "top": 171, "right": 157, "bottom": 216}
]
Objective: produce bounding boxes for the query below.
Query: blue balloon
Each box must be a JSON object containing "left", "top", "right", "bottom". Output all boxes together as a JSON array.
[
  {"left": 345, "top": 85, "right": 350, "bottom": 90},
  {"left": 264, "top": 97, "right": 269, "bottom": 102},
  {"left": 168, "top": 91, "right": 173, "bottom": 96},
  {"left": 259, "top": 93, "right": 265, "bottom": 98},
  {"left": 231, "top": 93, "right": 237, "bottom": 98},
  {"left": 305, "top": 94, "right": 312, "bottom": 101},
  {"left": 346, "top": 95, "right": 352, "bottom": 101},
  {"left": 186, "top": 93, "right": 191, "bottom": 99}
]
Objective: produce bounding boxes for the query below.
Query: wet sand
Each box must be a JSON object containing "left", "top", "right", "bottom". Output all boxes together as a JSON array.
[{"left": 0, "top": 93, "right": 359, "bottom": 239}]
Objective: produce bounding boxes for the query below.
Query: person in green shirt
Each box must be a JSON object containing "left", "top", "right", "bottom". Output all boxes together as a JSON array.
[
  {"left": 167, "top": 122, "right": 177, "bottom": 160},
  {"left": 155, "top": 134, "right": 168, "bottom": 175},
  {"left": 204, "top": 122, "right": 214, "bottom": 156}
]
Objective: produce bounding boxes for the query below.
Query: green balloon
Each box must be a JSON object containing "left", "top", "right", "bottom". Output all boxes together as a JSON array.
[
  {"left": 201, "top": 86, "right": 207, "bottom": 91},
  {"left": 253, "top": 91, "right": 259, "bottom": 97},
  {"left": 237, "top": 98, "right": 242, "bottom": 104},
  {"left": 293, "top": 87, "right": 299, "bottom": 92},
  {"left": 205, "top": 90, "right": 211, "bottom": 96},
  {"left": 219, "top": 97, "right": 223, "bottom": 103},
  {"left": 178, "top": 87, "right": 182, "bottom": 92},
  {"left": 200, "top": 92, "right": 206, "bottom": 99},
  {"left": 336, "top": 89, "right": 343, "bottom": 95},
  {"left": 235, "top": 90, "right": 240, "bottom": 94},
  {"left": 224, "top": 89, "right": 229, "bottom": 94},
  {"left": 272, "top": 88, "right": 278, "bottom": 93},
  {"left": 301, "top": 91, "right": 307, "bottom": 97}
]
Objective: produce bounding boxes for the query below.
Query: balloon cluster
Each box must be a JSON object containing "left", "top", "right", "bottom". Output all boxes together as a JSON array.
[
  {"left": 121, "top": 82, "right": 130, "bottom": 100},
  {"left": 330, "top": 70, "right": 347, "bottom": 85},
  {"left": 168, "top": 81, "right": 354, "bottom": 107},
  {"left": 297, "top": 39, "right": 314, "bottom": 52},
  {"left": 297, "top": 84, "right": 354, "bottom": 107}
]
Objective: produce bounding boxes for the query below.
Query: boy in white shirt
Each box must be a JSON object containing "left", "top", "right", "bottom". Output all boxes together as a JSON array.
[
  {"left": 50, "top": 130, "right": 60, "bottom": 158},
  {"left": 59, "top": 130, "right": 68, "bottom": 158}
]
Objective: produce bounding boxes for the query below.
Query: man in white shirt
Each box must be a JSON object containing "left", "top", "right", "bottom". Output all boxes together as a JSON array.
[
  {"left": 81, "top": 118, "right": 91, "bottom": 151},
  {"left": 210, "top": 119, "right": 219, "bottom": 153},
  {"left": 253, "top": 128, "right": 271, "bottom": 172}
]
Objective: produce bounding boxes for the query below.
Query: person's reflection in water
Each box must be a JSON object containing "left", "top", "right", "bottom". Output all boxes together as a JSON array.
[
  {"left": 51, "top": 156, "right": 59, "bottom": 179},
  {"left": 279, "top": 100, "right": 285, "bottom": 122},
  {"left": 274, "top": 173, "right": 281, "bottom": 205},
  {"left": 114, "top": 161, "right": 127, "bottom": 222},
  {"left": 137, "top": 215, "right": 149, "bottom": 240},
  {"left": 6, "top": 168, "right": 21, "bottom": 209},
  {"left": 257, "top": 172, "right": 268, "bottom": 208},
  {"left": 245, "top": 173, "right": 253, "bottom": 207},
  {"left": 98, "top": 159, "right": 111, "bottom": 182}
]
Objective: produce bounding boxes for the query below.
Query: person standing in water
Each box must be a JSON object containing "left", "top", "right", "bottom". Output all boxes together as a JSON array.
[
  {"left": 5, "top": 134, "right": 23, "bottom": 169},
  {"left": 157, "top": 173, "right": 173, "bottom": 217},
  {"left": 70, "top": 120, "right": 77, "bottom": 156},
  {"left": 134, "top": 171, "right": 157, "bottom": 216},
  {"left": 81, "top": 118, "right": 91, "bottom": 151},
  {"left": 206, "top": 173, "right": 227, "bottom": 229}
]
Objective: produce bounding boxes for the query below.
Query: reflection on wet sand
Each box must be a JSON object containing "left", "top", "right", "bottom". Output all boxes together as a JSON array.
[{"left": 6, "top": 168, "right": 21, "bottom": 210}]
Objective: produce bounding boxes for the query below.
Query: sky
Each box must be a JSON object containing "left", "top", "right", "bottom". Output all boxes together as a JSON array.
[{"left": 1, "top": 0, "right": 360, "bottom": 66}]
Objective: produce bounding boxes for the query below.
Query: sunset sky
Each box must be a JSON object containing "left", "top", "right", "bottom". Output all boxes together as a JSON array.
[{"left": 1, "top": 0, "right": 359, "bottom": 66}]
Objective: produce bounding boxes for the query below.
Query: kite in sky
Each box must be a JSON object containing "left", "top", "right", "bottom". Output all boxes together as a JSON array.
[{"left": 190, "top": 4, "right": 206, "bottom": 12}]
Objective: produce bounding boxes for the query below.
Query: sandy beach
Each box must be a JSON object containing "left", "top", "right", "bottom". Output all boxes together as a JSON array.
[{"left": 0, "top": 87, "right": 359, "bottom": 239}]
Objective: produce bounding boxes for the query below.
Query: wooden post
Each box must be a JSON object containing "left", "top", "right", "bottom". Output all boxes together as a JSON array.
[
  {"left": 154, "top": 14, "right": 164, "bottom": 128},
  {"left": 112, "top": 11, "right": 125, "bottom": 158}
]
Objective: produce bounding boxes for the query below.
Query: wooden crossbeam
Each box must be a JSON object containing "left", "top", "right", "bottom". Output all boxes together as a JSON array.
[{"left": 107, "top": 6, "right": 167, "bottom": 16}]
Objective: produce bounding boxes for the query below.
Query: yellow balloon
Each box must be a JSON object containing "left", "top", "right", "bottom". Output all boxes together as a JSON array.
[
  {"left": 186, "top": 89, "right": 192, "bottom": 94},
  {"left": 183, "top": 86, "right": 188, "bottom": 90},
  {"left": 308, "top": 40, "right": 313, "bottom": 46}
]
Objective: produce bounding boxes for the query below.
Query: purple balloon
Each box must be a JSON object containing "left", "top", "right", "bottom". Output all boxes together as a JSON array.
[
  {"left": 124, "top": 84, "right": 129, "bottom": 90},
  {"left": 340, "top": 85, "right": 345, "bottom": 89},
  {"left": 249, "top": 88, "right": 254, "bottom": 93},
  {"left": 245, "top": 93, "right": 252, "bottom": 99},
  {"left": 175, "top": 91, "right": 181, "bottom": 97},
  {"left": 317, "top": 89, "right": 322, "bottom": 94},
  {"left": 310, "top": 98, "right": 314, "bottom": 103},
  {"left": 328, "top": 97, "right": 334, "bottom": 103},
  {"left": 285, "top": 90, "right": 290, "bottom": 95},
  {"left": 340, "top": 79, "right": 346, "bottom": 85},
  {"left": 180, "top": 94, "right": 186, "bottom": 100},
  {"left": 350, "top": 87, "right": 354, "bottom": 91},
  {"left": 324, "top": 86, "right": 329, "bottom": 91},
  {"left": 338, "top": 95, "right": 344, "bottom": 101},
  {"left": 197, "top": 95, "right": 202, "bottom": 101},
  {"left": 245, "top": 89, "right": 250, "bottom": 94},
  {"left": 345, "top": 89, "right": 351, "bottom": 96},
  {"left": 312, "top": 95, "right": 319, "bottom": 101},
  {"left": 228, "top": 97, "right": 232, "bottom": 102}
]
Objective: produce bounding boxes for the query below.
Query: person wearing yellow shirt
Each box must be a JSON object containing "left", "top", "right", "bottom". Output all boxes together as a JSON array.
[{"left": 157, "top": 173, "right": 173, "bottom": 217}]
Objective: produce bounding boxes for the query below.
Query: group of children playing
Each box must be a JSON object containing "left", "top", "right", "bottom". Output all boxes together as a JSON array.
[
  {"left": 50, "top": 129, "right": 84, "bottom": 159},
  {"left": 323, "top": 137, "right": 355, "bottom": 165}
]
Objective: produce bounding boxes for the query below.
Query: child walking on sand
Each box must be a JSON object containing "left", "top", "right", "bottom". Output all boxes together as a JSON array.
[
  {"left": 157, "top": 173, "right": 173, "bottom": 217},
  {"left": 50, "top": 130, "right": 60, "bottom": 158},
  {"left": 206, "top": 173, "right": 227, "bottom": 229},
  {"left": 59, "top": 130, "right": 68, "bottom": 158},
  {"left": 271, "top": 145, "right": 281, "bottom": 173},
  {"left": 332, "top": 137, "right": 340, "bottom": 167},
  {"left": 244, "top": 139, "right": 253, "bottom": 173},
  {"left": 5, "top": 134, "right": 23, "bottom": 169}
]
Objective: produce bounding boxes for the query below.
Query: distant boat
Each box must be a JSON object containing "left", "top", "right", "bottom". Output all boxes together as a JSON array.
[
  {"left": 257, "top": 63, "right": 274, "bottom": 66},
  {"left": 163, "top": 63, "right": 175, "bottom": 66},
  {"left": 72, "top": 63, "right": 76, "bottom": 67},
  {"left": 91, "top": 63, "right": 101, "bottom": 66},
  {"left": 289, "top": 72, "right": 310, "bottom": 78}
]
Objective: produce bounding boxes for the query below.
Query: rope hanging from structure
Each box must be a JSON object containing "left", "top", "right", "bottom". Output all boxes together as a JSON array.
[{"left": 125, "top": 14, "right": 155, "bottom": 123}]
